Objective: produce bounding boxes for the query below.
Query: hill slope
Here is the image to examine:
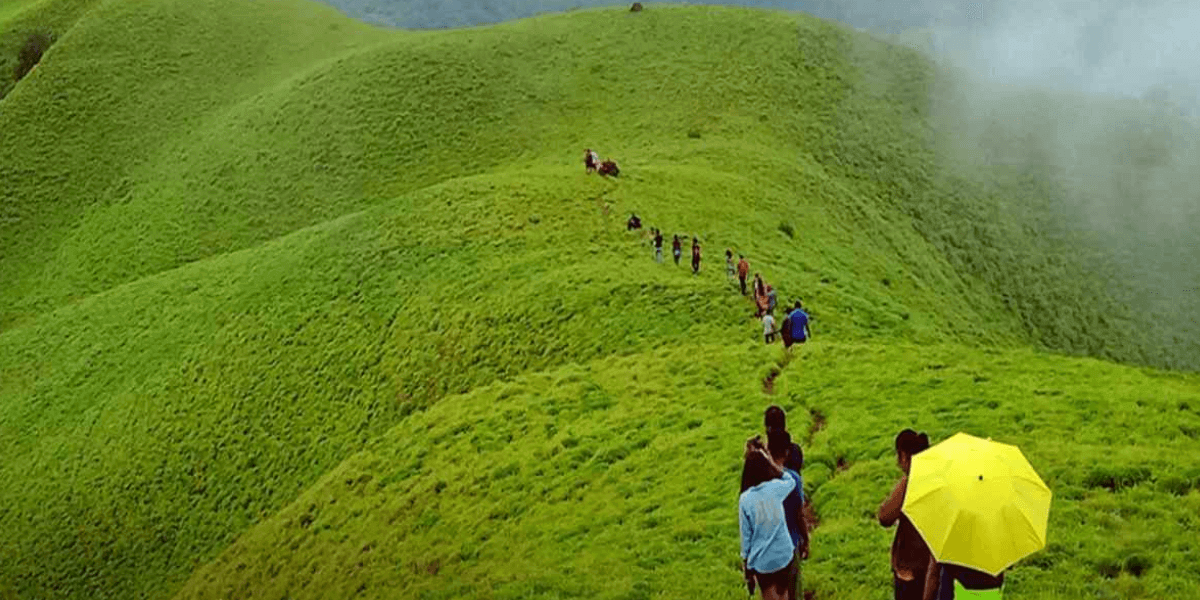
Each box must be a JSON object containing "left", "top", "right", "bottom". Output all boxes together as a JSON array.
[
  {"left": 1, "top": 2, "right": 1199, "bottom": 600},
  {"left": 172, "top": 343, "right": 1200, "bottom": 600}
]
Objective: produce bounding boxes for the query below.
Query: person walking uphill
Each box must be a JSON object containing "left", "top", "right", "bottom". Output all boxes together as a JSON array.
[
  {"left": 726, "top": 249, "right": 736, "bottom": 282},
  {"left": 740, "top": 439, "right": 798, "bottom": 600},
  {"left": 784, "top": 301, "right": 810, "bottom": 350},
  {"left": 737, "top": 255, "right": 750, "bottom": 295},
  {"left": 769, "top": 429, "right": 809, "bottom": 600},
  {"left": 879, "top": 430, "right": 936, "bottom": 600},
  {"left": 653, "top": 229, "right": 664, "bottom": 263},
  {"left": 672, "top": 235, "right": 682, "bottom": 266},
  {"left": 691, "top": 237, "right": 701, "bottom": 275}
]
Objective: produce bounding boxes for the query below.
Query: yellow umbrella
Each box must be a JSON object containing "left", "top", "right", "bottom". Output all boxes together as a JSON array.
[{"left": 902, "top": 432, "right": 1052, "bottom": 576}]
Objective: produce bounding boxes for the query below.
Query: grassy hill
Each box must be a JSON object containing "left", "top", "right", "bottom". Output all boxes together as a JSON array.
[{"left": 1, "top": 1, "right": 1198, "bottom": 599}]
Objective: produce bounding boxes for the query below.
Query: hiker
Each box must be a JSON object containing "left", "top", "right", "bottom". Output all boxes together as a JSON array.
[
  {"left": 627, "top": 214, "right": 642, "bottom": 231},
  {"left": 767, "top": 285, "right": 778, "bottom": 314},
  {"left": 763, "top": 405, "right": 804, "bottom": 473},
  {"left": 769, "top": 429, "right": 810, "bottom": 600},
  {"left": 740, "top": 437, "right": 797, "bottom": 600},
  {"left": 753, "top": 275, "right": 769, "bottom": 318},
  {"left": 737, "top": 255, "right": 750, "bottom": 295},
  {"left": 653, "top": 229, "right": 664, "bottom": 263},
  {"left": 879, "top": 430, "right": 936, "bottom": 600},
  {"left": 726, "top": 249, "right": 736, "bottom": 282},
  {"left": 935, "top": 565, "right": 1004, "bottom": 600},
  {"left": 672, "top": 235, "right": 682, "bottom": 265},
  {"left": 599, "top": 159, "right": 620, "bottom": 177},
  {"left": 691, "top": 237, "right": 701, "bottom": 275},
  {"left": 763, "top": 310, "right": 777, "bottom": 344},
  {"left": 584, "top": 148, "right": 599, "bottom": 173},
  {"left": 784, "top": 301, "right": 810, "bottom": 349}
]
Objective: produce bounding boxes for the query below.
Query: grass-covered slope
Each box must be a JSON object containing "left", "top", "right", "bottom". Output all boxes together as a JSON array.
[
  {"left": 2, "top": 1, "right": 1199, "bottom": 599},
  {"left": 172, "top": 343, "right": 1200, "bottom": 600}
]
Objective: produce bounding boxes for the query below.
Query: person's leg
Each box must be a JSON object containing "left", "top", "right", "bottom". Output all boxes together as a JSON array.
[
  {"left": 757, "top": 561, "right": 794, "bottom": 600},
  {"left": 789, "top": 557, "right": 800, "bottom": 600}
]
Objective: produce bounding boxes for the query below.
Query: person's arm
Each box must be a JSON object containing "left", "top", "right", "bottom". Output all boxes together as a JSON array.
[
  {"left": 878, "top": 476, "right": 907, "bottom": 527},
  {"left": 921, "top": 554, "right": 940, "bottom": 600},
  {"left": 739, "top": 498, "right": 753, "bottom": 563}
]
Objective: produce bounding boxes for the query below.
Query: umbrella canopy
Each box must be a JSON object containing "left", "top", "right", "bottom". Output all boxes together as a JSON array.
[{"left": 902, "top": 432, "right": 1052, "bottom": 576}]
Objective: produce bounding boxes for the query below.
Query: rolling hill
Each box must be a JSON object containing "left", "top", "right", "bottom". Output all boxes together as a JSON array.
[{"left": 1, "top": 1, "right": 1198, "bottom": 599}]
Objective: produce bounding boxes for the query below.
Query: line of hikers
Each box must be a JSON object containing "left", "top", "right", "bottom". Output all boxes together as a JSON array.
[
  {"left": 625, "top": 214, "right": 811, "bottom": 345},
  {"left": 628, "top": 214, "right": 704, "bottom": 276},
  {"left": 725, "top": 251, "right": 810, "bottom": 348},
  {"left": 740, "top": 407, "right": 1006, "bottom": 600}
]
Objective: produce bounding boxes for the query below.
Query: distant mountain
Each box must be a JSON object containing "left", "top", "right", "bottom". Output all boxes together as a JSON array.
[{"left": 316, "top": 0, "right": 995, "bottom": 32}]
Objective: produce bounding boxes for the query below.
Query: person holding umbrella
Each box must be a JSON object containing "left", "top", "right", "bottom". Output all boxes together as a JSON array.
[
  {"left": 903, "top": 432, "right": 1053, "bottom": 600},
  {"left": 879, "top": 430, "right": 936, "bottom": 600}
]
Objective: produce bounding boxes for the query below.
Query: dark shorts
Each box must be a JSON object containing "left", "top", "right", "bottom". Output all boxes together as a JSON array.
[{"left": 754, "top": 557, "right": 797, "bottom": 596}]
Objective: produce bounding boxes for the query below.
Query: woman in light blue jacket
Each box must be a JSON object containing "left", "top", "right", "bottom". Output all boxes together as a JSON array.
[{"left": 739, "top": 438, "right": 797, "bottom": 600}]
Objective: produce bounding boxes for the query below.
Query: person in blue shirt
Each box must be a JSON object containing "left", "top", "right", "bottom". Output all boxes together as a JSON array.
[
  {"left": 784, "top": 300, "right": 811, "bottom": 350},
  {"left": 768, "top": 429, "right": 809, "bottom": 600},
  {"left": 740, "top": 439, "right": 796, "bottom": 600}
]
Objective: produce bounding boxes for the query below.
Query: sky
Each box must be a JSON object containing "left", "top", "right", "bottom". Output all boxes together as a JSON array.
[{"left": 320, "top": 0, "right": 1200, "bottom": 105}]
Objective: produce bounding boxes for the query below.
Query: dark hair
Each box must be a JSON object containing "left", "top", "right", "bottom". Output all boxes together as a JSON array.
[
  {"left": 764, "top": 405, "right": 786, "bottom": 432},
  {"left": 740, "top": 449, "right": 779, "bottom": 493},
  {"left": 767, "top": 429, "right": 792, "bottom": 460},
  {"left": 726, "top": 249, "right": 733, "bottom": 258},
  {"left": 794, "top": 300, "right": 803, "bottom": 309},
  {"left": 895, "top": 429, "right": 930, "bottom": 456}
]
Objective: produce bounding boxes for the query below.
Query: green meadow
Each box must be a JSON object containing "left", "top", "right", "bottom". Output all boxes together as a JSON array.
[{"left": 1, "top": 1, "right": 1198, "bottom": 599}]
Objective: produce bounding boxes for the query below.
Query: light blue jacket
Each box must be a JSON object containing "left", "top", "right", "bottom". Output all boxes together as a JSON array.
[{"left": 739, "top": 477, "right": 797, "bottom": 573}]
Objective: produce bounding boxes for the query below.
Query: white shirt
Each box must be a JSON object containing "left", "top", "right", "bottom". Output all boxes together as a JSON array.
[{"left": 763, "top": 314, "right": 775, "bottom": 336}]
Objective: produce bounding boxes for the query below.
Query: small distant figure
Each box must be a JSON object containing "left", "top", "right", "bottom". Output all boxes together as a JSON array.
[
  {"left": 653, "top": 229, "right": 664, "bottom": 263},
  {"left": 766, "top": 285, "right": 777, "bottom": 315},
  {"left": 627, "top": 213, "right": 642, "bottom": 231},
  {"left": 737, "top": 255, "right": 750, "bottom": 295},
  {"left": 753, "top": 275, "right": 769, "bottom": 317},
  {"left": 672, "top": 235, "right": 682, "bottom": 265},
  {"left": 599, "top": 159, "right": 620, "bottom": 177},
  {"left": 726, "top": 249, "right": 735, "bottom": 281},
  {"left": 691, "top": 237, "right": 701, "bottom": 275},
  {"left": 630, "top": 2, "right": 643, "bottom": 11},
  {"left": 784, "top": 301, "right": 810, "bottom": 350},
  {"left": 763, "top": 311, "right": 776, "bottom": 344},
  {"left": 584, "top": 148, "right": 600, "bottom": 173}
]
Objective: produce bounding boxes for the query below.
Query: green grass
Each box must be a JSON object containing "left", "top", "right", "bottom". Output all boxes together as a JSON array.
[
  {"left": 1, "top": 1, "right": 1199, "bottom": 599},
  {"left": 168, "top": 343, "right": 1200, "bottom": 600}
]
